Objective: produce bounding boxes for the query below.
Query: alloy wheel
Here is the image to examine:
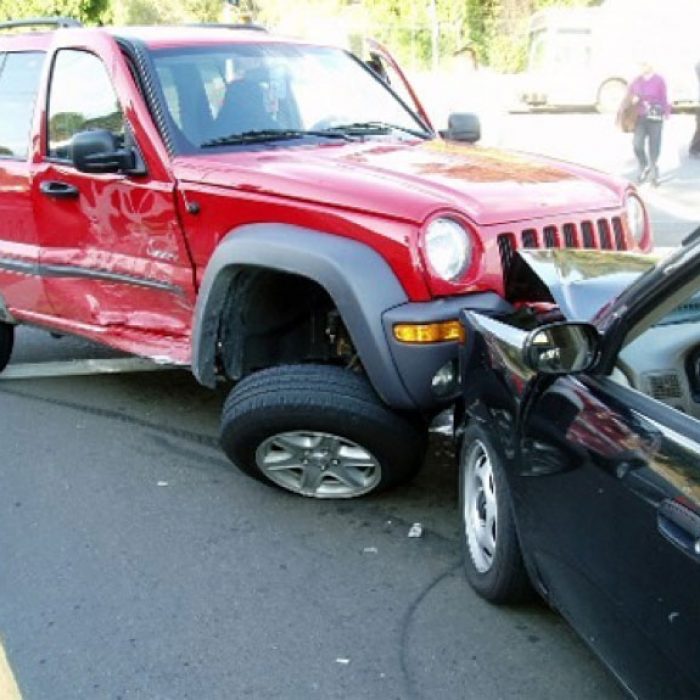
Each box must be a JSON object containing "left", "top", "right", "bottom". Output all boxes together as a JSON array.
[{"left": 255, "top": 431, "right": 382, "bottom": 498}]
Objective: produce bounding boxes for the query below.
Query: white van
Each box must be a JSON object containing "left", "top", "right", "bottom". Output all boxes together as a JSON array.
[{"left": 520, "top": 0, "right": 699, "bottom": 112}]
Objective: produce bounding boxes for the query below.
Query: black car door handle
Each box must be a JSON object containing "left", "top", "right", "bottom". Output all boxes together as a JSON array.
[
  {"left": 40, "top": 180, "right": 79, "bottom": 199},
  {"left": 658, "top": 499, "right": 700, "bottom": 562}
]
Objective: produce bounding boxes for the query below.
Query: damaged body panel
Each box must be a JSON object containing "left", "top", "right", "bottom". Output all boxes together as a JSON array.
[
  {"left": 506, "top": 248, "right": 659, "bottom": 321},
  {"left": 458, "top": 237, "right": 700, "bottom": 697}
]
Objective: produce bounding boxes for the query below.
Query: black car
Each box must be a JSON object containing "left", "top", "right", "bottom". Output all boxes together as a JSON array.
[{"left": 457, "top": 236, "right": 700, "bottom": 698}]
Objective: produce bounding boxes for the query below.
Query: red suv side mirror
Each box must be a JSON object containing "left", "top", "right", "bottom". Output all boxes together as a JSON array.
[{"left": 71, "top": 129, "right": 136, "bottom": 174}]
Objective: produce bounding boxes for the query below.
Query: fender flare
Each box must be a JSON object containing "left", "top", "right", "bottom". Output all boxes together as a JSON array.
[
  {"left": 191, "top": 223, "right": 417, "bottom": 409},
  {"left": 0, "top": 292, "right": 16, "bottom": 324}
]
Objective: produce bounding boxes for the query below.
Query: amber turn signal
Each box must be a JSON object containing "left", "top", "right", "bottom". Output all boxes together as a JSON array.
[{"left": 393, "top": 320, "right": 465, "bottom": 344}]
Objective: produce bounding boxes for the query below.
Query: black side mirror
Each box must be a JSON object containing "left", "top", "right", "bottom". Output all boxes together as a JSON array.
[
  {"left": 443, "top": 112, "right": 481, "bottom": 143},
  {"left": 523, "top": 322, "right": 599, "bottom": 375},
  {"left": 71, "top": 129, "right": 136, "bottom": 174}
]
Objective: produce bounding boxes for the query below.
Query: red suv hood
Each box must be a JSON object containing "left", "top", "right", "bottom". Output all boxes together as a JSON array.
[{"left": 173, "top": 139, "right": 623, "bottom": 226}]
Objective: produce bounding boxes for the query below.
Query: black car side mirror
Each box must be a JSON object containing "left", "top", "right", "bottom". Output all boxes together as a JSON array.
[
  {"left": 523, "top": 322, "right": 599, "bottom": 375},
  {"left": 442, "top": 112, "right": 481, "bottom": 143},
  {"left": 71, "top": 129, "right": 136, "bottom": 174}
]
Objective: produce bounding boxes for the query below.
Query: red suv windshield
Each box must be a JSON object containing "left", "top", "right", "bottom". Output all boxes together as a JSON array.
[{"left": 149, "top": 43, "right": 429, "bottom": 152}]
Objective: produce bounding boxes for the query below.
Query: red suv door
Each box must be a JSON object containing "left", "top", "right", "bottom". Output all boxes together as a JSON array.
[
  {"left": 0, "top": 50, "right": 49, "bottom": 318},
  {"left": 32, "top": 44, "right": 196, "bottom": 361}
]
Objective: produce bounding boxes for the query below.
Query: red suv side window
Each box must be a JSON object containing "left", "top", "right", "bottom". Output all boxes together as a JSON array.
[
  {"left": 0, "top": 51, "right": 45, "bottom": 159},
  {"left": 47, "top": 49, "right": 124, "bottom": 160}
]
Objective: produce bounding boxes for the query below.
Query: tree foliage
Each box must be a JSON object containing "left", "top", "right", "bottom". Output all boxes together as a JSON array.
[
  {"left": 257, "top": 0, "right": 600, "bottom": 71},
  {"left": 109, "top": 0, "right": 222, "bottom": 24},
  {"left": 476, "top": 0, "right": 599, "bottom": 71},
  {"left": 0, "top": 0, "right": 109, "bottom": 23},
  {"left": 0, "top": 0, "right": 601, "bottom": 71}
]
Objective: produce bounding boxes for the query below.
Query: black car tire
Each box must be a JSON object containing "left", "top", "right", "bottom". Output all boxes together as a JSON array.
[
  {"left": 220, "top": 364, "right": 426, "bottom": 498},
  {"left": 0, "top": 322, "right": 14, "bottom": 373},
  {"left": 459, "top": 423, "right": 531, "bottom": 603}
]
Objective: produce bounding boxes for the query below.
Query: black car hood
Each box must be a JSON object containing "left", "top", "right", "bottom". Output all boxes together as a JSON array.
[{"left": 507, "top": 249, "right": 659, "bottom": 321}]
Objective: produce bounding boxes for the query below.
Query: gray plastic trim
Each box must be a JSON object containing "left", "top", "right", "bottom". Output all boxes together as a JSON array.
[
  {"left": 0, "top": 256, "right": 184, "bottom": 295},
  {"left": 191, "top": 224, "right": 416, "bottom": 407},
  {"left": 0, "top": 291, "right": 16, "bottom": 324}
]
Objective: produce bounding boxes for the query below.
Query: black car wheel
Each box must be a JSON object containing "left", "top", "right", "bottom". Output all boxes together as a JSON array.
[
  {"left": 220, "top": 364, "right": 426, "bottom": 498},
  {"left": 0, "top": 322, "right": 14, "bottom": 373},
  {"left": 459, "top": 423, "right": 531, "bottom": 603}
]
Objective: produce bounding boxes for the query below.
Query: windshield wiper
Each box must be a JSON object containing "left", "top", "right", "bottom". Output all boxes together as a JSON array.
[
  {"left": 200, "top": 129, "right": 353, "bottom": 148},
  {"left": 320, "top": 121, "right": 430, "bottom": 139}
]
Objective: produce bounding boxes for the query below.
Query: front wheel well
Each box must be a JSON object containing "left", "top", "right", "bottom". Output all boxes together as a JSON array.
[{"left": 215, "top": 266, "right": 357, "bottom": 380}]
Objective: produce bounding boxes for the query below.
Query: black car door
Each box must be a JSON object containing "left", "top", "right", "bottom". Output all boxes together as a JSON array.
[{"left": 514, "top": 276, "right": 700, "bottom": 697}]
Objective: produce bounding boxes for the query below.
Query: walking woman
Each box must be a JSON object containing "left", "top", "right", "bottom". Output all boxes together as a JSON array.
[{"left": 627, "top": 62, "right": 670, "bottom": 186}]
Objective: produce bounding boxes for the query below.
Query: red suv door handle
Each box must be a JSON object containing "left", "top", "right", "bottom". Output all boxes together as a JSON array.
[{"left": 40, "top": 180, "right": 79, "bottom": 199}]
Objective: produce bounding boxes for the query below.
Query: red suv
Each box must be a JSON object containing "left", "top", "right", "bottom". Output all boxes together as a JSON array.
[{"left": 0, "top": 18, "right": 653, "bottom": 498}]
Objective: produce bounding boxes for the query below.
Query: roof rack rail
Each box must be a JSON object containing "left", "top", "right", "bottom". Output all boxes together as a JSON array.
[
  {"left": 186, "top": 23, "right": 267, "bottom": 32},
  {"left": 0, "top": 17, "right": 82, "bottom": 31}
]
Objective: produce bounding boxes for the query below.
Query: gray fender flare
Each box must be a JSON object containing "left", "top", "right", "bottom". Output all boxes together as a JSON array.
[
  {"left": 191, "top": 224, "right": 416, "bottom": 409},
  {"left": 0, "top": 292, "right": 16, "bottom": 324}
]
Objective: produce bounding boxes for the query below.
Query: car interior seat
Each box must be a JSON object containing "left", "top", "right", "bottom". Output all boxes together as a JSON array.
[{"left": 213, "top": 76, "right": 277, "bottom": 138}]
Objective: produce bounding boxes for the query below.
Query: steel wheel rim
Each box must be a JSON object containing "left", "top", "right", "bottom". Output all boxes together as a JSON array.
[
  {"left": 256, "top": 431, "right": 382, "bottom": 498},
  {"left": 463, "top": 439, "right": 498, "bottom": 573}
]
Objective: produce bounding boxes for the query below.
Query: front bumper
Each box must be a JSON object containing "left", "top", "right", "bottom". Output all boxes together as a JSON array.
[{"left": 383, "top": 292, "right": 512, "bottom": 412}]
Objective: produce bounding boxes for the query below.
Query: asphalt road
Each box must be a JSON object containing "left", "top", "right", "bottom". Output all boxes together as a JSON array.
[
  {"left": 1, "top": 332, "right": 622, "bottom": 700},
  {"left": 1, "top": 112, "right": 698, "bottom": 699}
]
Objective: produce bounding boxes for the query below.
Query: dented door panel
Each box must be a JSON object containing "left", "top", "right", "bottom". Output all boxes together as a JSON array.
[{"left": 34, "top": 164, "right": 195, "bottom": 333}]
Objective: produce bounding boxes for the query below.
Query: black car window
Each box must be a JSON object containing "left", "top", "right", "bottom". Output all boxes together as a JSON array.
[
  {"left": 616, "top": 279, "right": 700, "bottom": 420},
  {"left": 47, "top": 49, "right": 125, "bottom": 160},
  {"left": 0, "top": 51, "right": 45, "bottom": 159}
]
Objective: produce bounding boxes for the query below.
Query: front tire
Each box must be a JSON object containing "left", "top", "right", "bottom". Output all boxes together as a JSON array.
[
  {"left": 0, "top": 322, "right": 14, "bottom": 373},
  {"left": 459, "top": 423, "right": 531, "bottom": 603},
  {"left": 220, "top": 364, "right": 427, "bottom": 498}
]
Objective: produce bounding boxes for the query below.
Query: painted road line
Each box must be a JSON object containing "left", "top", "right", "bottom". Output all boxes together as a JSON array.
[
  {"left": 0, "top": 639, "right": 21, "bottom": 700},
  {"left": 0, "top": 357, "right": 179, "bottom": 381}
]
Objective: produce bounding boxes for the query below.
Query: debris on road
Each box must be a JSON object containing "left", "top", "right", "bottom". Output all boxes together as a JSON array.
[
  {"left": 363, "top": 547, "right": 378, "bottom": 554},
  {"left": 408, "top": 523, "right": 423, "bottom": 538},
  {"left": 157, "top": 481, "right": 169, "bottom": 487},
  {"left": 335, "top": 658, "right": 350, "bottom": 665}
]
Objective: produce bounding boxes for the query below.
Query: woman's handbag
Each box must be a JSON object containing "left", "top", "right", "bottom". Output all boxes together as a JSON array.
[{"left": 616, "top": 94, "right": 638, "bottom": 132}]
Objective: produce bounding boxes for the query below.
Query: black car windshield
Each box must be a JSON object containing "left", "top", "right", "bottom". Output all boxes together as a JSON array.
[{"left": 150, "top": 43, "right": 430, "bottom": 153}]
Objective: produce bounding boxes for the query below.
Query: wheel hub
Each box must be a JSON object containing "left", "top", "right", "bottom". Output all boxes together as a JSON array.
[
  {"left": 463, "top": 439, "right": 498, "bottom": 573},
  {"left": 256, "top": 431, "right": 382, "bottom": 498}
]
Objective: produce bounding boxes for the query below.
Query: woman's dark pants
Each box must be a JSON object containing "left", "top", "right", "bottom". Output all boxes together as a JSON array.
[{"left": 633, "top": 117, "right": 663, "bottom": 169}]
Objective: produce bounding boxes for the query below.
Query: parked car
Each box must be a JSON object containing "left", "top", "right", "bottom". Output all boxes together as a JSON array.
[
  {"left": 457, "top": 235, "right": 700, "bottom": 698},
  {"left": 0, "top": 18, "right": 652, "bottom": 499}
]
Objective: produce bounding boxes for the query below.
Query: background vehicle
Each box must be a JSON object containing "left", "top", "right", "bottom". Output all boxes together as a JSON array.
[
  {"left": 521, "top": 0, "right": 700, "bottom": 112},
  {"left": 457, "top": 239, "right": 700, "bottom": 697},
  {"left": 0, "top": 18, "right": 651, "bottom": 499}
]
